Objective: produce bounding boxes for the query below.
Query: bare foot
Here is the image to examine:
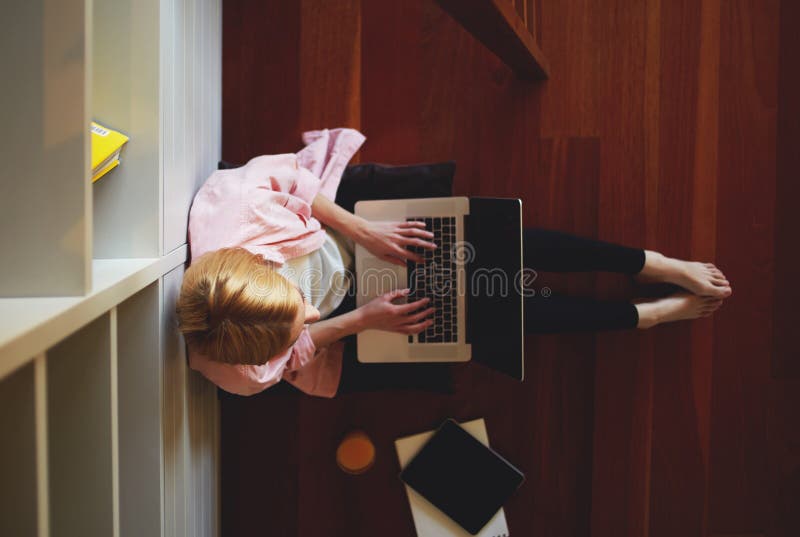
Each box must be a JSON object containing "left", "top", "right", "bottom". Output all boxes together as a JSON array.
[
  {"left": 635, "top": 292, "right": 724, "bottom": 329},
  {"left": 636, "top": 251, "right": 732, "bottom": 298}
]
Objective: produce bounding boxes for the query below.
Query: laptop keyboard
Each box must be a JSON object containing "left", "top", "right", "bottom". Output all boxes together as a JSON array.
[{"left": 406, "top": 217, "right": 458, "bottom": 344}]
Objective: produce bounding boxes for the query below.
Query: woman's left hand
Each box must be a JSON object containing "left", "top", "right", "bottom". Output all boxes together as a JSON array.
[{"left": 354, "top": 219, "right": 437, "bottom": 266}]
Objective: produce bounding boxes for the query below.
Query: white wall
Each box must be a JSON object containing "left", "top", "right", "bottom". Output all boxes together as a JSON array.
[
  {"left": 162, "top": 0, "right": 222, "bottom": 256},
  {"left": 160, "top": 1, "right": 222, "bottom": 536}
]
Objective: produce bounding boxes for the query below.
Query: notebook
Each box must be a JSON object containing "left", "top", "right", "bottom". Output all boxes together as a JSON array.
[
  {"left": 91, "top": 121, "right": 129, "bottom": 182},
  {"left": 395, "top": 419, "right": 512, "bottom": 537}
]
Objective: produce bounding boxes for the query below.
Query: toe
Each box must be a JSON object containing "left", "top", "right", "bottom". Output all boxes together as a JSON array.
[{"left": 704, "top": 285, "right": 729, "bottom": 298}]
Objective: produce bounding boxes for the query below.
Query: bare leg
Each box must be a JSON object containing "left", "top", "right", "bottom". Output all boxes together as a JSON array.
[{"left": 637, "top": 251, "right": 732, "bottom": 298}]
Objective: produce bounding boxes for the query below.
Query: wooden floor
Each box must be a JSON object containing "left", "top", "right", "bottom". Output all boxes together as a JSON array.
[{"left": 221, "top": 1, "right": 799, "bottom": 535}]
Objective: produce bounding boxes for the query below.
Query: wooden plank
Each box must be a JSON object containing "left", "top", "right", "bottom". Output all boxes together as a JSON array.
[
  {"left": 708, "top": 534, "right": 764, "bottom": 537},
  {"left": 538, "top": 0, "right": 599, "bottom": 138},
  {"left": 417, "top": 0, "right": 523, "bottom": 193},
  {"left": 520, "top": 137, "right": 599, "bottom": 536},
  {"left": 648, "top": 0, "right": 709, "bottom": 535},
  {"left": 361, "top": 0, "right": 425, "bottom": 164},
  {"left": 586, "top": 1, "right": 652, "bottom": 535},
  {"left": 526, "top": 0, "right": 537, "bottom": 39},
  {"left": 772, "top": 0, "right": 800, "bottom": 378},
  {"left": 434, "top": 0, "right": 550, "bottom": 80},
  {"left": 766, "top": 2, "right": 800, "bottom": 535},
  {"left": 709, "top": 0, "right": 780, "bottom": 533},
  {"left": 690, "top": 1, "right": 722, "bottom": 535},
  {"left": 222, "top": 0, "right": 301, "bottom": 161},
  {"left": 767, "top": 382, "right": 800, "bottom": 537},
  {"left": 299, "top": 0, "right": 361, "bottom": 133},
  {"left": 512, "top": 0, "right": 525, "bottom": 23}
]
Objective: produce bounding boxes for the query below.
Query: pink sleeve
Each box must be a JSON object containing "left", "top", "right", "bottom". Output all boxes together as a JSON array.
[
  {"left": 283, "top": 334, "right": 344, "bottom": 399},
  {"left": 188, "top": 331, "right": 344, "bottom": 398},
  {"left": 188, "top": 346, "right": 293, "bottom": 397},
  {"left": 284, "top": 327, "right": 316, "bottom": 372},
  {"left": 296, "top": 128, "right": 366, "bottom": 201},
  {"left": 234, "top": 358, "right": 289, "bottom": 394}
]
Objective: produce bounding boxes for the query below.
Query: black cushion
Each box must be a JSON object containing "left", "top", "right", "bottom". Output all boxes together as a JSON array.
[
  {"left": 330, "top": 288, "right": 456, "bottom": 395},
  {"left": 332, "top": 162, "right": 457, "bottom": 394},
  {"left": 337, "top": 335, "right": 455, "bottom": 395},
  {"left": 217, "top": 160, "right": 456, "bottom": 211},
  {"left": 217, "top": 159, "right": 239, "bottom": 170},
  {"left": 334, "top": 161, "right": 455, "bottom": 214}
]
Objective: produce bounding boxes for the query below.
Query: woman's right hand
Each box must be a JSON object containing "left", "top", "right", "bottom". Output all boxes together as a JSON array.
[{"left": 355, "top": 288, "right": 434, "bottom": 334}]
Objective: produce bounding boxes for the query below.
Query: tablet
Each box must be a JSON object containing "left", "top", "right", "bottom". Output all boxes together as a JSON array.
[{"left": 398, "top": 419, "right": 525, "bottom": 535}]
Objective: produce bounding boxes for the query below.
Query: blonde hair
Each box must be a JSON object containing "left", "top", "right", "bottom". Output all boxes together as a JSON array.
[{"left": 176, "top": 248, "right": 301, "bottom": 365}]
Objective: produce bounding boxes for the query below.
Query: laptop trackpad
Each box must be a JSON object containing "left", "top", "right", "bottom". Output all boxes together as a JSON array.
[{"left": 362, "top": 258, "right": 404, "bottom": 298}]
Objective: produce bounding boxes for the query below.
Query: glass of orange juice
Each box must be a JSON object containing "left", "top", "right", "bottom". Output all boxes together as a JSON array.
[{"left": 336, "top": 430, "right": 376, "bottom": 475}]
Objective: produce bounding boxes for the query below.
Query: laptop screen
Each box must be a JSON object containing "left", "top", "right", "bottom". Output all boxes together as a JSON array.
[{"left": 464, "top": 198, "right": 524, "bottom": 381}]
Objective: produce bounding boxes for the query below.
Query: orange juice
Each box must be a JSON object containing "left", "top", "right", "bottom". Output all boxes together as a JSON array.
[{"left": 336, "top": 431, "right": 375, "bottom": 475}]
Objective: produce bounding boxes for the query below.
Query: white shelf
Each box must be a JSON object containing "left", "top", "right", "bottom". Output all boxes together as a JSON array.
[
  {"left": 117, "top": 283, "right": 162, "bottom": 537},
  {"left": 0, "top": 0, "right": 91, "bottom": 296},
  {"left": 92, "top": 0, "right": 161, "bottom": 259},
  {"left": 0, "top": 246, "right": 187, "bottom": 380},
  {"left": 47, "top": 314, "right": 114, "bottom": 537},
  {"left": 0, "top": 363, "right": 38, "bottom": 536}
]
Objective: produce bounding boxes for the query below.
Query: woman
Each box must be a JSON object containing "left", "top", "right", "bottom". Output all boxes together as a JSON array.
[{"left": 176, "top": 128, "right": 731, "bottom": 398}]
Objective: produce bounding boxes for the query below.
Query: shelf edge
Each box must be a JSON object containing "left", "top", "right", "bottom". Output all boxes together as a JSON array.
[{"left": 0, "top": 245, "right": 187, "bottom": 380}]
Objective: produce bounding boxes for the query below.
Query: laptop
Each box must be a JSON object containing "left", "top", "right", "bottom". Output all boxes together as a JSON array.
[{"left": 354, "top": 197, "right": 524, "bottom": 381}]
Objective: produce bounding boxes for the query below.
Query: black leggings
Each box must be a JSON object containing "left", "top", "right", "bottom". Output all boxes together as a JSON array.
[
  {"left": 523, "top": 228, "right": 645, "bottom": 334},
  {"left": 335, "top": 228, "right": 645, "bottom": 393}
]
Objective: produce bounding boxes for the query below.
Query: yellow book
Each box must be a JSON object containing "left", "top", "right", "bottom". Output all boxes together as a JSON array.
[
  {"left": 91, "top": 121, "right": 129, "bottom": 172},
  {"left": 92, "top": 158, "right": 120, "bottom": 183}
]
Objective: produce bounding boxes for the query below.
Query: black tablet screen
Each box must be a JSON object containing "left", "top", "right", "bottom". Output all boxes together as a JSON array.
[{"left": 399, "top": 420, "right": 525, "bottom": 535}]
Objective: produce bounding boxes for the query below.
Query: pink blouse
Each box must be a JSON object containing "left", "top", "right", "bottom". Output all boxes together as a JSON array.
[{"left": 187, "top": 128, "right": 366, "bottom": 398}]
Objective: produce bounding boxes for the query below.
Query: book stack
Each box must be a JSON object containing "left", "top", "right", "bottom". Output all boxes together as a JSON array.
[
  {"left": 91, "top": 121, "right": 129, "bottom": 182},
  {"left": 395, "top": 419, "right": 520, "bottom": 537}
]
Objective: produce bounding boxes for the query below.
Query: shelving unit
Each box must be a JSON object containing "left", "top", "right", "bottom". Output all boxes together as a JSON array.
[
  {"left": 0, "top": 363, "right": 38, "bottom": 537},
  {"left": 0, "top": 1, "right": 222, "bottom": 536},
  {"left": 92, "top": 0, "right": 161, "bottom": 259},
  {"left": 47, "top": 315, "right": 115, "bottom": 537},
  {"left": 0, "top": 0, "right": 91, "bottom": 297}
]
